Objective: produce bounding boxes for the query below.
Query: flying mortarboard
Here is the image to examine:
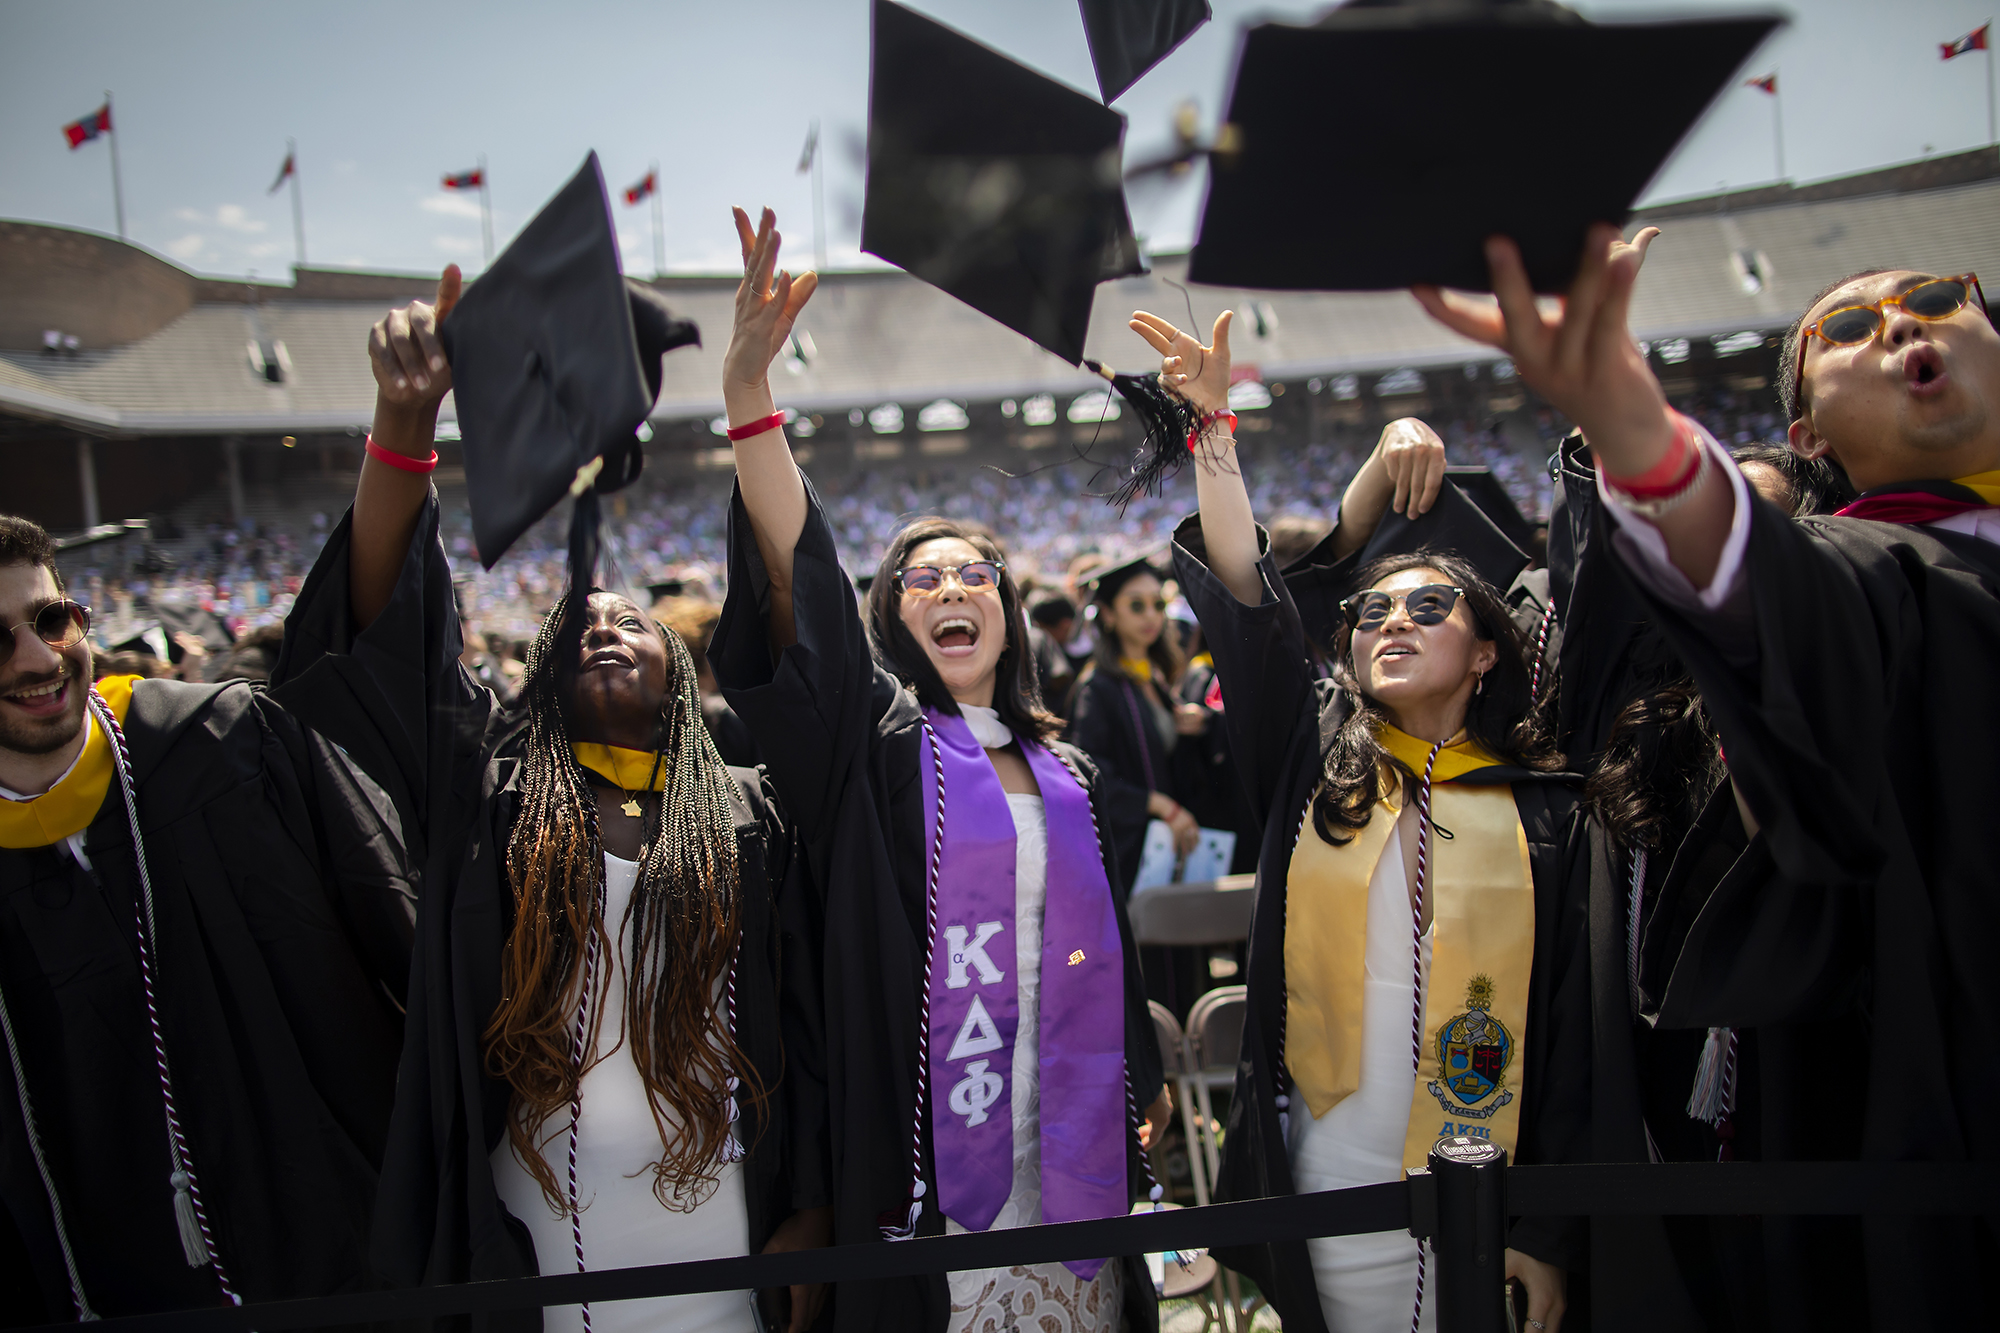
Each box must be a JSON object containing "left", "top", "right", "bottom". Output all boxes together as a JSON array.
[
  {"left": 1188, "top": 0, "right": 1783, "bottom": 293},
  {"left": 1282, "top": 475, "right": 1532, "bottom": 650},
  {"left": 440, "top": 152, "right": 700, "bottom": 586},
  {"left": 861, "top": 0, "right": 1147, "bottom": 366},
  {"left": 1078, "top": 0, "right": 1212, "bottom": 103}
]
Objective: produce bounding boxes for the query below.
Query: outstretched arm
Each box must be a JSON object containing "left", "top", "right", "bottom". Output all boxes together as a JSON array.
[
  {"left": 724, "top": 207, "right": 818, "bottom": 649},
  {"left": 352, "top": 266, "right": 461, "bottom": 630},
  {"left": 1329, "top": 417, "right": 1449, "bottom": 561},
  {"left": 1129, "top": 310, "right": 1264, "bottom": 604},
  {"left": 1414, "top": 225, "right": 1733, "bottom": 587}
]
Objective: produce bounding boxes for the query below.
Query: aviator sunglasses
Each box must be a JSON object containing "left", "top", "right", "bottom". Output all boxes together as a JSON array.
[
  {"left": 1340, "top": 584, "right": 1466, "bottom": 632},
  {"left": 1, "top": 599, "right": 91, "bottom": 668},
  {"left": 894, "top": 560, "right": 1006, "bottom": 596},
  {"left": 1795, "top": 274, "right": 1990, "bottom": 394}
]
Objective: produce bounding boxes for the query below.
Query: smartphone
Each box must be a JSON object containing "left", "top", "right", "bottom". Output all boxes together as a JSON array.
[{"left": 752, "top": 1286, "right": 792, "bottom": 1333}]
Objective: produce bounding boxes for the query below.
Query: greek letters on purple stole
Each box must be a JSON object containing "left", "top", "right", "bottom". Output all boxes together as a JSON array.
[{"left": 920, "top": 710, "right": 1128, "bottom": 1280}]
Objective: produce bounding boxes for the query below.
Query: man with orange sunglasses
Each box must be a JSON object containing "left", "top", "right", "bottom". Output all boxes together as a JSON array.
[{"left": 1418, "top": 232, "right": 2000, "bottom": 1331}]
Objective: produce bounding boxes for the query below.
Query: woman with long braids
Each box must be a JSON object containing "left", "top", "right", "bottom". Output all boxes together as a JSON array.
[
  {"left": 276, "top": 266, "right": 830, "bottom": 1333},
  {"left": 709, "top": 207, "right": 1165, "bottom": 1333},
  {"left": 1124, "top": 308, "right": 1593, "bottom": 1333}
]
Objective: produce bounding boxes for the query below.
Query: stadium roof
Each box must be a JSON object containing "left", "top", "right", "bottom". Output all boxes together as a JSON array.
[{"left": 4, "top": 147, "right": 1998, "bottom": 439}]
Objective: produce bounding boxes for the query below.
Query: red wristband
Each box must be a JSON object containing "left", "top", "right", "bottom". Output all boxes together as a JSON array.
[
  {"left": 365, "top": 435, "right": 438, "bottom": 474},
  {"left": 725, "top": 410, "right": 787, "bottom": 442},
  {"left": 1185, "top": 410, "right": 1238, "bottom": 452},
  {"left": 1601, "top": 411, "right": 1701, "bottom": 498}
]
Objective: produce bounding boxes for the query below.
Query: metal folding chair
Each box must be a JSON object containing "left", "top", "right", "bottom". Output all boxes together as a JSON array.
[{"left": 1184, "top": 985, "right": 1257, "bottom": 1330}]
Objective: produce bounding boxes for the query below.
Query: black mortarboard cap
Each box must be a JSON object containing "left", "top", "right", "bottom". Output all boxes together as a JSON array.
[
  {"left": 440, "top": 152, "right": 700, "bottom": 576},
  {"left": 1083, "top": 550, "right": 1168, "bottom": 603},
  {"left": 1189, "top": 2, "right": 1782, "bottom": 292},
  {"left": 1282, "top": 476, "right": 1531, "bottom": 649},
  {"left": 861, "top": 0, "right": 1148, "bottom": 365},
  {"left": 1079, "top": 0, "right": 1212, "bottom": 103}
]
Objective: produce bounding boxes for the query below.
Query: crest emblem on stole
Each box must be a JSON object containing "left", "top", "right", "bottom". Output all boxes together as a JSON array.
[{"left": 1427, "top": 975, "right": 1515, "bottom": 1117}]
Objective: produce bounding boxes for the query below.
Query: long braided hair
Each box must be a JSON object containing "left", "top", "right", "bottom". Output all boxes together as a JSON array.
[{"left": 485, "top": 589, "right": 760, "bottom": 1213}]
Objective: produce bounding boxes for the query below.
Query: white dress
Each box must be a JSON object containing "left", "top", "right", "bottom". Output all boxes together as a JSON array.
[
  {"left": 492, "top": 852, "right": 757, "bottom": 1333},
  {"left": 1286, "top": 815, "right": 1439, "bottom": 1333},
  {"left": 945, "top": 791, "right": 1123, "bottom": 1333}
]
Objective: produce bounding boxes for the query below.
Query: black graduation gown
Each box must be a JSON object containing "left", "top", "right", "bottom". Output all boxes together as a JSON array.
[
  {"left": 273, "top": 494, "right": 828, "bottom": 1328},
  {"left": 709, "top": 477, "right": 1164, "bottom": 1333},
  {"left": 1065, "top": 664, "right": 1206, "bottom": 900},
  {"left": 1610, "top": 492, "right": 2000, "bottom": 1331},
  {"left": 1174, "top": 658, "right": 1261, "bottom": 883},
  {"left": 0, "top": 678, "right": 414, "bottom": 1319},
  {"left": 1170, "top": 515, "right": 1593, "bottom": 1333}
]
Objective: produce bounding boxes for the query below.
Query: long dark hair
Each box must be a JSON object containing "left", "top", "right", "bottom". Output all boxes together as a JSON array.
[
  {"left": 864, "top": 517, "right": 1060, "bottom": 742},
  {"left": 1312, "top": 550, "right": 1558, "bottom": 846},
  {"left": 485, "top": 589, "right": 763, "bottom": 1214},
  {"left": 1585, "top": 679, "right": 1723, "bottom": 856}
]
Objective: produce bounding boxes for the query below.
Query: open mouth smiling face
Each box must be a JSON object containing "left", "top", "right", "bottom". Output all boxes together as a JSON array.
[
  {"left": 564, "top": 592, "right": 669, "bottom": 748},
  {"left": 0, "top": 561, "right": 92, "bottom": 761},
  {"left": 900, "top": 535, "right": 1007, "bottom": 699}
]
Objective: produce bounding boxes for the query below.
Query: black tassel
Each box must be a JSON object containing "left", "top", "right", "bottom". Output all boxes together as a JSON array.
[
  {"left": 563, "top": 486, "right": 602, "bottom": 645},
  {"left": 1083, "top": 361, "right": 1203, "bottom": 510}
]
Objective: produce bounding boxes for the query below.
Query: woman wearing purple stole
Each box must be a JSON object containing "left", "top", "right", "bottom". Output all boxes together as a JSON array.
[{"left": 708, "top": 213, "right": 1168, "bottom": 1332}]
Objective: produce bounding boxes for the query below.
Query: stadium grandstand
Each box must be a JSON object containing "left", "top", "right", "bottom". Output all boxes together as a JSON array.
[{"left": 6, "top": 146, "right": 1999, "bottom": 647}]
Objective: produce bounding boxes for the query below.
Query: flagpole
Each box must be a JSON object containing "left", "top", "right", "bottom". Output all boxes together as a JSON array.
[
  {"left": 651, "top": 161, "right": 664, "bottom": 278},
  {"left": 478, "top": 152, "right": 494, "bottom": 266},
  {"left": 105, "top": 90, "right": 126, "bottom": 240},
  {"left": 288, "top": 138, "right": 307, "bottom": 268},
  {"left": 1772, "top": 73, "right": 1786, "bottom": 180},
  {"left": 1987, "top": 28, "right": 1995, "bottom": 147},
  {"left": 812, "top": 120, "right": 827, "bottom": 274}
]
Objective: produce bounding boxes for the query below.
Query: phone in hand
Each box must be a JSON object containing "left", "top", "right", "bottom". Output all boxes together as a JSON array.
[{"left": 752, "top": 1286, "right": 792, "bottom": 1333}]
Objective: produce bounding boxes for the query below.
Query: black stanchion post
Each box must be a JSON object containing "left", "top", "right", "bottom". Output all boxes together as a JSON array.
[{"left": 1427, "top": 1135, "right": 1509, "bottom": 1332}]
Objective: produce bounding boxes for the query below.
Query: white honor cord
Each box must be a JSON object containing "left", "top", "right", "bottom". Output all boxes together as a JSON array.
[
  {"left": 0, "top": 976, "right": 96, "bottom": 1319},
  {"left": 91, "top": 688, "right": 238, "bottom": 1305}
]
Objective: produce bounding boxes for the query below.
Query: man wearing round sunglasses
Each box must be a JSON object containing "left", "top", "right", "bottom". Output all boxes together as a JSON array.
[
  {"left": 0, "top": 515, "right": 415, "bottom": 1318},
  {"left": 1418, "top": 229, "right": 2000, "bottom": 1329}
]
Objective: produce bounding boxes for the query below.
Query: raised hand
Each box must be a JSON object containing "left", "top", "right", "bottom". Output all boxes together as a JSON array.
[
  {"left": 368, "top": 265, "right": 461, "bottom": 409},
  {"left": 1414, "top": 225, "right": 1671, "bottom": 475},
  {"left": 1129, "top": 309, "right": 1235, "bottom": 417},
  {"left": 724, "top": 207, "right": 818, "bottom": 412},
  {"left": 1379, "top": 417, "right": 1449, "bottom": 520}
]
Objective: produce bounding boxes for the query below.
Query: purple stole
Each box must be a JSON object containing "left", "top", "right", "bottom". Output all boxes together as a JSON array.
[{"left": 920, "top": 709, "right": 1128, "bottom": 1280}]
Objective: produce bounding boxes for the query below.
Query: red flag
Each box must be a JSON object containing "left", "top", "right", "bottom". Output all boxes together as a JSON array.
[
  {"left": 1745, "top": 73, "right": 1777, "bottom": 94},
  {"left": 61, "top": 103, "right": 111, "bottom": 149},
  {"left": 442, "top": 169, "right": 483, "bottom": 189},
  {"left": 1942, "top": 23, "right": 1990, "bottom": 59},
  {"left": 623, "top": 170, "right": 657, "bottom": 205},
  {"left": 268, "top": 151, "right": 295, "bottom": 195}
]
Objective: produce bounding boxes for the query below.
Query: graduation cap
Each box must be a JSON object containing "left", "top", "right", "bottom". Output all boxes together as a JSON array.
[
  {"left": 1442, "top": 465, "right": 1533, "bottom": 550},
  {"left": 860, "top": 0, "right": 1147, "bottom": 367},
  {"left": 1188, "top": 1, "right": 1782, "bottom": 293},
  {"left": 440, "top": 152, "right": 701, "bottom": 589},
  {"left": 1079, "top": 0, "right": 1212, "bottom": 103},
  {"left": 1081, "top": 549, "right": 1169, "bottom": 603},
  {"left": 1282, "top": 476, "right": 1531, "bottom": 650}
]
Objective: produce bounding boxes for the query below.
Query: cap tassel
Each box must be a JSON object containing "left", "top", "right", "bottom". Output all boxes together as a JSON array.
[
  {"left": 1686, "top": 1026, "right": 1738, "bottom": 1127},
  {"left": 1083, "top": 361, "right": 1203, "bottom": 510},
  {"left": 170, "top": 1171, "right": 211, "bottom": 1267}
]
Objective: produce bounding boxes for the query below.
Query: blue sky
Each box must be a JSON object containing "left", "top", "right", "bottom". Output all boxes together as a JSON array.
[{"left": 2, "top": 0, "right": 1995, "bottom": 280}]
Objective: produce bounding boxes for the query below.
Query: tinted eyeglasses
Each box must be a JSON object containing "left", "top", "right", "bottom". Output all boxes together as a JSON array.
[
  {"left": 2, "top": 600, "right": 91, "bottom": 667},
  {"left": 894, "top": 560, "right": 1005, "bottom": 596},
  {"left": 1339, "top": 584, "right": 1465, "bottom": 632},
  {"left": 1796, "top": 274, "right": 1989, "bottom": 399}
]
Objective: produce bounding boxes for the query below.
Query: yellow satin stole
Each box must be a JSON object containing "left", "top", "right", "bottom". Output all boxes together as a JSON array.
[
  {"left": 1284, "top": 726, "right": 1537, "bottom": 1169},
  {"left": 572, "top": 742, "right": 667, "bottom": 792},
  {"left": 0, "top": 675, "right": 138, "bottom": 849},
  {"left": 1953, "top": 470, "right": 2000, "bottom": 505}
]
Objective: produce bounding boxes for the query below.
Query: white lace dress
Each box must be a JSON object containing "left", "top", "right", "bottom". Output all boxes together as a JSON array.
[
  {"left": 491, "top": 852, "right": 757, "bottom": 1333},
  {"left": 945, "top": 791, "right": 1123, "bottom": 1333}
]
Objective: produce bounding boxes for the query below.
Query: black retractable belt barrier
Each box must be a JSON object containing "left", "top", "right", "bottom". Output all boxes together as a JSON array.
[
  {"left": 31, "top": 1161, "right": 2000, "bottom": 1333},
  {"left": 1419, "top": 1136, "right": 1510, "bottom": 1333}
]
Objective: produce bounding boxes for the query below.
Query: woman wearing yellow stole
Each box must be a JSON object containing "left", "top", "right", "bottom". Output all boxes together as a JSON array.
[{"left": 1129, "top": 311, "right": 1591, "bottom": 1333}]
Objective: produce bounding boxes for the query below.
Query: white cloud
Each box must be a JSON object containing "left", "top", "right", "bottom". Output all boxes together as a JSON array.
[
  {"left": 164, "top": 233, "right": 206, "bottom": 261},
  {"left": 215, "top": 204, "right": 265, "bottom": 233},
  {"left": 422, "top": 194, "right": 484, "bottom": 219},
  {"left": 433, "top": 234, "right": 479, "bottom": 255}
]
